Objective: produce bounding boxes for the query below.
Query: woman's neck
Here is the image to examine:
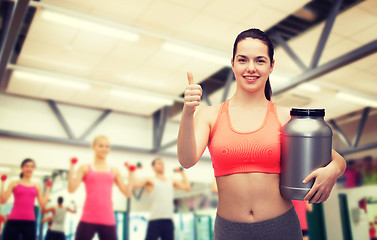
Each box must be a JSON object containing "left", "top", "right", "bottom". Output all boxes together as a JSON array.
[
  {"left": 232, "top": 87, "right": 268, "bottom": 108},
  {"left": 20, "top": 176, "right": 32, "bottom": 183},
  {"left": 94, "top": 157, "right": 107, "bottom": 166}
]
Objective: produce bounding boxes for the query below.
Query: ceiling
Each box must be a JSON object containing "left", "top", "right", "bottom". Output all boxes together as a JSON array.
[{"left": 1, "top": 0, "right": 377, "bottom": 120}]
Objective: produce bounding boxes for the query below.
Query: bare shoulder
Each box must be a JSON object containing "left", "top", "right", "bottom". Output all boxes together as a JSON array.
[
  {"left": 195, "top": 104, "right": 221, "bottom": 124},
  {"left": 111, "top": 167, "right": 120, "bottom": 174},
  {"left": 111, "top": 167, "right": 122, "bottom": 179},
  {"left": 275, "top": 104, "right": 291, "bottom": 125},
  {"left": 35, "top": 183, "right": 43, "bottom": 192},
  {"left": 78, "top": 164, "right": 89, "bottom": 174},
  {"left": 8, "top": 180, "right": 18, "bottom": 188}
]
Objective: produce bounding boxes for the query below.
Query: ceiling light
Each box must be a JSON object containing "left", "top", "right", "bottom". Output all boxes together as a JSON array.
[
  {"left": 336, "top": 92, "right": 377, "bottom": 108},
  {"left": 33, "top": 170, "right": 52, "bottom": 176},
  {"left": 110, "top": 89, "right": 175, "bottom": 106},
  {"left": 13, "top": 70, "right": 91, "bottom": 90},
  {"left": 162, "top": 42, "right": 230, "bottom": 66},
  {"left": 0, "top": 167, "right": 11, "bottom": 172},
  {"left": 40, "top": 10, "right": 139, "bottom": 42},
  {"left": 297, "top": 83, "right": 321, "bottom": 92}
]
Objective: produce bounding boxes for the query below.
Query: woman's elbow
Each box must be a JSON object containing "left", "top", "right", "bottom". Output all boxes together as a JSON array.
[
  {"left": 40, "top": 202, "right": 47, "bottom": 209},
  {"left": 184, "top": 185, "right": 192, "bottom": 192},
  {"left": 67, "top": 187, "right": 75, "bottom": 194},
  {"left": 179, "top": 158, "right": 196, "bottom": 169},
  {"left": 181, "top": 163, "right": 194, "bottom": 169}
]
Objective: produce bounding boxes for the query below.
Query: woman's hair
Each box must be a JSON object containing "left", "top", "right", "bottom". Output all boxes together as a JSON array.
[
  {"left": 92, "top": 135, "right": 109, "bottom": 146},
  {"left": 232, "top": 28, "right": 274, "bottom": 101},
  {"left": 20, "top": 158, "right": 35, "bottom": 178}
]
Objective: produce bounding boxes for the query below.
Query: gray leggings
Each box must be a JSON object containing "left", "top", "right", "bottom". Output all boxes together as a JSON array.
[{"left": 214, "top": 207, "right": 303, "bottom": 240}]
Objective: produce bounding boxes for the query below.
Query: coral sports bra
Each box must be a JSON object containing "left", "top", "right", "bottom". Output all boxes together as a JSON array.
[{"left": 208, "top": 100, "right": 282, "bottom": 177}]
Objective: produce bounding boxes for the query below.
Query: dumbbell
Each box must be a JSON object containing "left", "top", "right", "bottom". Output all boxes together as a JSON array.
[
  {"left": 1, "top": 174, "right": 7, "bottom": 182},
  {"left": 125, "top": 162, "right": 143, "bottom": 171},
  {"left": 45, "top": 180, "right": 52, "bottom": 187},
  {"left": 124, "top": 162, "right": 136, "bottom": 172},
  {"left": 136, "top": 162, "right": 143, "bottom": 169},
  {"left": 173, "top": 166, "right": 184, "bottom": 173},
  {"left": 71, "top": 157, "right": 78, "bottom": 164}
]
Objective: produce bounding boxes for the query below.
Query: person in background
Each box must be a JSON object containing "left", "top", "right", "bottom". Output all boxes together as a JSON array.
[
  {"left": 1, "top": 158, "right": 50, "bottom": 240},
  {"left": 131, "top": 157, "right": 191, "bottom": 240},
  {"left": 292, "top": 200, "right": 313, "bottom": 240},
  {"left": 361, "top": 156, "right": 377, "bottom": 186},
  {"left": 344, "top": 159, "right": 362, "bottom": 188},
  {"left": 370, "top": 221, "right": 377, "bottom": 240},
  {"left": 68, "top": 135, "right": 134, "bottom": 240},
  {"left": 43, "top": 196, "right": 76, "bottom": 240},
  {"left": 177, "top": 28, "right": 346, "bottom": 240}
]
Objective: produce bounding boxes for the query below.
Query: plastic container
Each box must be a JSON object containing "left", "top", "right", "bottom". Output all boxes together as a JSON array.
[{"left": 280, "top": 108, "right": 332, "bottom": 200}]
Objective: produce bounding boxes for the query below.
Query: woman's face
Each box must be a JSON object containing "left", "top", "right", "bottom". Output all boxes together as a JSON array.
[
  {"left": 92, "top": 137, "right": 110, "bottom": 159},
  {"left": 21, "top": 161, "right": 35, "bottom": 178},
  {"left": 232, "top": 38, "right": 274, "bottom": 94}
]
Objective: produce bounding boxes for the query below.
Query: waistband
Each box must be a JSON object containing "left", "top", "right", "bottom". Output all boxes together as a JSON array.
[{"left": 216, "top": 207, "right": 296, "bottom": 226}]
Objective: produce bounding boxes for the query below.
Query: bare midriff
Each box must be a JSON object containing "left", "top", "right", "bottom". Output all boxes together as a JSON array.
[{"left": 216, "top": 172, "right": 293, "bottom": 223}]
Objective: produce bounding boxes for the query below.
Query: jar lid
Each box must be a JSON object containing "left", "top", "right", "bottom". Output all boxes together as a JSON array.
[{"left": 290, "top": 108, "right": 325, "bottom": 117}]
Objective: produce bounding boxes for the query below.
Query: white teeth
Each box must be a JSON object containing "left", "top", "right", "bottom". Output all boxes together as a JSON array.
[{"left": 244, "top": 76, "right": 258, "bottom": 80}]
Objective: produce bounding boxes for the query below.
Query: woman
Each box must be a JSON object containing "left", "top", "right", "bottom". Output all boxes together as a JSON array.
[
  {"left": 1, "top": 158, "right": 50, "bottom": 240},
  {"left": 68, "top": 135, "right": 134, "bottom": 240},
  {"left": 177, "top": 28, "right": 346, "bottom": 240}
]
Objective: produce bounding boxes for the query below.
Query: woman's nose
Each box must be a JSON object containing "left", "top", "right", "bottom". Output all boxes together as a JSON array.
[{"left": 246, "top": 62, "right": 256, "bottom": 72}]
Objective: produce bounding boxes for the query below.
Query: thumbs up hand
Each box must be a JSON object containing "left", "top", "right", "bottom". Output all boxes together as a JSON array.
[{"left": 184, "top": 72, "right": 202, "bottom": 113}]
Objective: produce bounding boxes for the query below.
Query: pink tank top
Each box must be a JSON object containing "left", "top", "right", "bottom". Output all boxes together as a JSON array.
[
  {"left": 208, "top": 100, "right": 282, "bottom": 177},
  {"left": 81, "top": 165, "right": 115, "bottom": 225},
  {"left": 8, "top": 184, "right": 38, "bottom": 221}
]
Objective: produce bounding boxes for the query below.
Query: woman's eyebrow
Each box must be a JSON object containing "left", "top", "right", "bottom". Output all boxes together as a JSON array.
[{"left": 236, "top": 55, "right": 268, "bottom": 59}]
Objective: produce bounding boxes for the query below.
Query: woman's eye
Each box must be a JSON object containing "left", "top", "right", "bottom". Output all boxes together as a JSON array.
[
  {"left": 238, "top": 58, "right": 247, "bottom": 62},
  {"left": 256, "top": 59, "right": 266, "bottom": 63}
]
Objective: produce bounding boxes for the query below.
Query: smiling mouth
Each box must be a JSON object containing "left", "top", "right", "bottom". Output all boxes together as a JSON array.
[{"left": 244, "top": 76, "right": 258, "bottom": 83}]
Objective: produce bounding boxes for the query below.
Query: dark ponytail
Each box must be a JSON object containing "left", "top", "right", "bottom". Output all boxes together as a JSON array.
[{"left": 264, "top": 78, "right": 272, "bottom": 101}]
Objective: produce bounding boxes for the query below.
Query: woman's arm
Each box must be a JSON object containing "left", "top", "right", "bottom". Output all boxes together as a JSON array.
[
  {"left": 68, "top": 164, "right": 87, "bottom": 193},
  {"left": 114, "top": 167, "right": 135, "bottom": 198},
  {"left": 1, "top": 180, "right": 17, "bottom": 204},
  {"left": 177, "top": 72, "right": 212, "bottom": 168},
  {"left": 36, "top": 183, "right": 50, "bottom": 209},
  {"left": 303, "top": 149, "right": 347, "bottom": 203}
]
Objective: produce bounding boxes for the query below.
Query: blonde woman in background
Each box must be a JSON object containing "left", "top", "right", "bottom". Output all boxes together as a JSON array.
[{"left": 68, "top": 135, "right": 134, "bottom": 240}]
